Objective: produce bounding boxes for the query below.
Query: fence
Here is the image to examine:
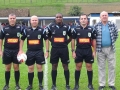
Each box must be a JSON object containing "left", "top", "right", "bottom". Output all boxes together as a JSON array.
[{"left": 1, "top": 0, "right": 120, "bottom": 5}]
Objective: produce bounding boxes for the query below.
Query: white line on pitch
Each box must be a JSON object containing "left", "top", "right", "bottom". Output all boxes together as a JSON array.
[{"left": 44, "top": 58, "right": 48, "bottom": 90}]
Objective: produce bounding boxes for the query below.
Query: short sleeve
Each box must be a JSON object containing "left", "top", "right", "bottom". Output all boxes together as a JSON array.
[
  {"left": 0, "top": 29, "right": 5, "bottom": 39},
  {"left": 21, "top": 29, "right": 27, "bottom": 40}
]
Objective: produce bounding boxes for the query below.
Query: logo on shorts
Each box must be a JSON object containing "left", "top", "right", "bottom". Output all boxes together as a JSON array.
[
  {"left": 63, "top": 31, "right": 66, "bottom": 36},
  {"left": 17, "top": 32, "right": 20, "bottom": 37},
  {"left": 41, "top": 61, "right": 45, "bottom": 64},
  {"left": 91, "top": 59, "right": 93, "bottom": 61},
  {"left": 67, "top": 60, "right": 70, "bottom": 63},
  {"left": 88, "top": 32, "right": 91, "bottom": 37},
  {"left": 38, "top": 35, "right": 41, "bottom": 39}
]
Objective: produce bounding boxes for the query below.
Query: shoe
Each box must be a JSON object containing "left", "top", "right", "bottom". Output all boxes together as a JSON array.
[
  {"left": 3, "top": 85, "right": 9, "bottom": 90},
  {"left": 39, "top": 85, "right": 44, "bottom": 90},
  {"left": 51, "top": 85, "right": 57, "bottom": 90},
  {"left": 26, "top": 85, "right": 32, "bottom": 90},
  {"left": 73, "top": 84, "right": 79, "bottom": 90},
  {"left": 98, "top": 86, "right": 105, "bottom": 90},
  {"left": 88, "top": 84, "right": 94, "bottom": 90},
  {"left": 15, "top": 85, "right": 21, "bottom": 90},
  {"left": 109, "top": 86, "right": 116, "bottom": 90},
  {"left": 66, "top": 85, "right": 70, "bottom": 90}
]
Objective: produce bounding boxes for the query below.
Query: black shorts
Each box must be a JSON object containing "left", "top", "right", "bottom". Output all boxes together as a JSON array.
[
  {"left": 75, "top": 47, "right": 94, "bottom": 63},
  {"left": 26, "top": 50, "right": 45, "bottom": 66},
  {"left": 50, "top": 47, "right": 70, "bottom": 64},
  {"left": 2, "top": 49, "right": 20, "bottom": 64}
]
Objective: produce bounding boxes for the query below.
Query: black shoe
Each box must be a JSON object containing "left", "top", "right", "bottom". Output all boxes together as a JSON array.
[
  {"left": 51, "top": 85, "right": 57, "bottom": 90},
  {"left": 39, "top": 85, "right": 44, "bottom": 90},
  {"left": 66, "top": 85, "right": 70, "bottom": 90},
  {"left": 73, "top": 85, "right": 79, "bottom": 90},
  {"left": 98, "top": 86, "right": 105, "bottom": 90},
  {"left": 88, "top": 84, "right": 94, "bottom": 90},
  {"left": 26, "top": 85, "right": 32, "bottom": 90},
  {"left": 109, "top": 86, "right": 116, "bottom": 90},
  {"left": 3, "top": 85, "right": 9, "bottom": 90},
  {"left": 15, "top": 85, "right": 21, "bottom": 90}
]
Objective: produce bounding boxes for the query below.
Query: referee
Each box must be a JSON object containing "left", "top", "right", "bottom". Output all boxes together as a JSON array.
[
  {"left": 0, "top": 13, "right": 22, "bottom": 90},
  {"left": 18, "top": 15, "right": 49, "bottom": 90},
  {"left": 71, "top": 14, "right": 96, "bottom": 90},
  {"left": 44, "top": 13, "right": 72, "bottom": 90}
]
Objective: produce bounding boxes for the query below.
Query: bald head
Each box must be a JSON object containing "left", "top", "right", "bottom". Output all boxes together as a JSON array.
[
  {"left": 100, "top": 11, "right": 108, "bottom": 17},
  {"left": 30, "top": 15, "right": 39, "bottom": 28},
  {"left": 100, "top": 11, "right": 108, "bottom": 24}
]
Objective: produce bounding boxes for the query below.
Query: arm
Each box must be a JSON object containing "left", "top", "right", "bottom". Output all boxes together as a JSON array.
[
  {"left": 45, "top": 39, "right": 49, "bottom": 59},
  {"left": 18, "top": 29, "right": 26, "bottom": 55},
  {"left": 71, "top": 39, "right": 76, "bottom": 59},
  {"left": 0, "top": 29, "right": 5, "bottom": 57},
  {"left": 0, "top": 39, "right": 3, "bottom": 57},
  {"left": 113, "top": 23, "right": 118, "bottom": 42},
  {"left": 18, "top": 40, "right": 24, "bottom": 55},
  {"left": 67, "top": 26, "right": 72, "bottom": 44},
  {"left": 92, "top": 39, "right": 96, "bottom": 58}
]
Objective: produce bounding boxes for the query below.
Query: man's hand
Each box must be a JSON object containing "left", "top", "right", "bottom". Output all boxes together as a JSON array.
[
  {"left": 45, "top": 52, "right": 49, "bottom": 59},
  {"left": 17, "top": 50, "right": 24, "bottom": 56},
  {"left": 92, "top": 51, "right": 96, "bottom": 59},
  {"left": 72, "top": 51, "right": 76, "bottom": 59}
]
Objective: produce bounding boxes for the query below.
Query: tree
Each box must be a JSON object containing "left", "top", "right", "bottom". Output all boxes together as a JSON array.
[{"left": 68, "top": 5, "right": 82, "bottom": 16}]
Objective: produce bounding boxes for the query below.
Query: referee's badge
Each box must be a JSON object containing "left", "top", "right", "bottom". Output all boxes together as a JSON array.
[
  {"left": 88, "top": 33, "right": 91, "bottom": 37},
  {"left": 17, "top": 32, "right": 20, "bottom": 37},
  {"left": 63, "top": 31, "right": 66, "bottom": 36},
  {"left": 38, "top": 35, "right": 41, "bottom": 39}
]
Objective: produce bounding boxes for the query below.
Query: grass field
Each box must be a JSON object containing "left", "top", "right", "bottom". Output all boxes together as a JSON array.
[
  {"left": 0, "top": 0, "right": 120, "bottom": 16},
  {"left": 0, "top": 33, "right": 120, "bottom": 90}
]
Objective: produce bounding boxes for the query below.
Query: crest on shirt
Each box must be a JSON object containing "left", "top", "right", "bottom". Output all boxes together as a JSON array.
[
  {"left": 38, "top": 35, "right": 41, "bottom": 39},
  {"left": 88, "top": 32, "right": 91, "bottom": 37},
  {"left": 63, "top": 31, "right": 66, "bottom": 36},
  {"left": 17, "top": 32, "right": 20, "bottom": 37}
]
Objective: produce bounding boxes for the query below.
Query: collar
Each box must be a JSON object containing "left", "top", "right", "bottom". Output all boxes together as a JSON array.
[
  {"left": 79, "top": 25, "right": 88, "bottom": 29},
  {"left": 29, "top": 26, "right": 40, "bottom": 31},
  {"left": 9, "top": 24, "right": 16, "bottom": 28}
]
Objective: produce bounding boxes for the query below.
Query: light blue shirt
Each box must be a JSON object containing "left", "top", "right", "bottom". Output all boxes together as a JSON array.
[{"left": 102, "top": 24, "right": 111, "bottom": 47}]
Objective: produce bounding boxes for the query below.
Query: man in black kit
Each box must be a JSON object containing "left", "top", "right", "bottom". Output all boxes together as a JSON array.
[
  {"left": 44, "top": 13, "right": 72, "bottom": 90},
  {"left": 18, "top": 15, "right": 49, "bottom": 90},
  {"left": 0, "top": 13, "right": 23, "bottom": 90},
  {"left": 71, "top": 14, "right": 96, "bottom": 90}
]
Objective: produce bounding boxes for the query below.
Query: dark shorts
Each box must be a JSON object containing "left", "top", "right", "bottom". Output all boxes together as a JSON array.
[
  {"left": 50, "top": 47, "right": 69, "bottom": 64},
  {"left": 26, "top": 50, "right": 45, "bottom": 66},
  {"left": 2, "top": 49, "right": 20, "bottom": 65},
  {"left": 75, "top": 47, "right": 94, "bottom": 63}
]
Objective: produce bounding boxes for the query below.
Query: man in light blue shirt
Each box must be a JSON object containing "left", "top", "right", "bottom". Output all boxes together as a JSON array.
[{"left": 94, "top": 11, "right": 118, "bottom": 90}]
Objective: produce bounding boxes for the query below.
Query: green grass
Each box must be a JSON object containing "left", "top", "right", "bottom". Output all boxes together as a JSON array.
[
  {"left": 0, "top": 33, "right": 120, "bottom": 90},
  {"left": 0, "top": 0, "right": 120, "bottom": 5},
  {"left": 0, "top": 0, "right": 120, "bottom": 16}
]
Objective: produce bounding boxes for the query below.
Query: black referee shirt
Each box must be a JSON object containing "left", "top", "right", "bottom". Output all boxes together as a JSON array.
[
  {"left": 44, "top": 22, "right": 72, "bottom": 48},
  {"left": 0, "top": 25, "right": 23, "bottom": 50},
  {"left": 21, "top": 26, "right": 47, "bottom": 51},
  {"left": 72, "top": 25, "right": 96, "bottom": 49}
]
